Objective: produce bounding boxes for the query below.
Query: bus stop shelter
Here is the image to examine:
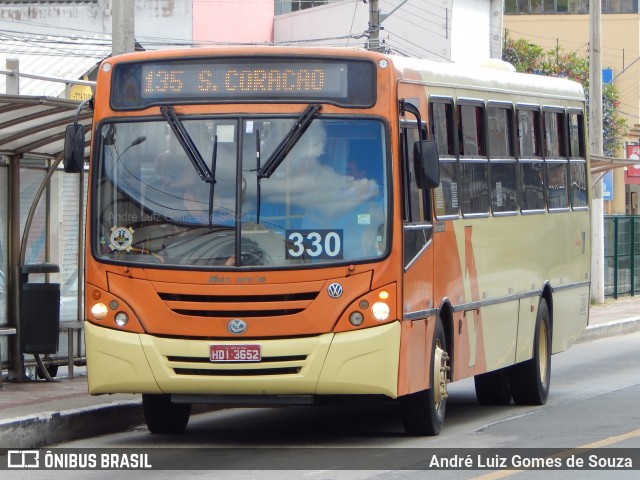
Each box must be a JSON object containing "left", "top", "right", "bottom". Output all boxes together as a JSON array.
[{"left": 0, "top": 94, "right": 92, "bottom": 381}]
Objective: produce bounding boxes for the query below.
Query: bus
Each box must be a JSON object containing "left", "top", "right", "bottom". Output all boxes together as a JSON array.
[{"left": 64, "top": 46, "right": 590, "bottom": 436}]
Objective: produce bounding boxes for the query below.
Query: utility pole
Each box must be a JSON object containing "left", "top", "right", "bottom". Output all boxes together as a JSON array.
[
  {"left": 366, "top": 0, "right": 409, "bottom": 52},
  {"left": 112, "top": 0, "right": 135, "bottom": 56},
  {"left": 589, "top": 0, "right": 604, "bottom": 303},
  {"left": 367, "top": 0, "right": 382, "bottom": 52}
]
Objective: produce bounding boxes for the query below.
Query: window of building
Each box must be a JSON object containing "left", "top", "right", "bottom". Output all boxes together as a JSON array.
[
  {"left": 505, "top": 0, "right": 636, "bottom": 13},
  {"left": 567, "top": 0, "right": 589, "bottom": 13},
  {"left": 275, "top": 0, "right": 340, "bottom": 15}
]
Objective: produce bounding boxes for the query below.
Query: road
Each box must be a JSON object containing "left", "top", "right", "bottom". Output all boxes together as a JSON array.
[{"left": 5, "top": 332, "right": 640, "bottom": 479}]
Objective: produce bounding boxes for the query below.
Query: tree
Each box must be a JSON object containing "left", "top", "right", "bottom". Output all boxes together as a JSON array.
[{"left": 502, "top": 31, "right": 628, "bottom": 157}]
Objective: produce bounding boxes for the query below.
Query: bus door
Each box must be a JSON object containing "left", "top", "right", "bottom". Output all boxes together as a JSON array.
[{"left": 397, "top": 90, "right": 438, "bottom": 396}]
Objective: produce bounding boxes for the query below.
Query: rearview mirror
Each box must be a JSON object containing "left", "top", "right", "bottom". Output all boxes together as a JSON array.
[
  {"left": 413, "top": 139, "right": 440, "bottom": 189},
  {"left": 63, "top": 124, "right": 85, "bottom": 173}
]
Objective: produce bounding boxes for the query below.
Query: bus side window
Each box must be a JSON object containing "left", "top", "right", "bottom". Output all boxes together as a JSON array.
[
  {"left": 403, "top": 125, "right": 429, "bottom": 223},
  {"left": 517, "top": 107, "right": 545, "bottom": 212},
  {"left": 402, "top": 124, "right": 432, "bottom": 267},
  {"left": 544, "top": 109, "right": 569, "bottom": 210},
  {"left": 430, "top": 100, "right": 459, "bottom": 218},
  {"left": 458, "top": 102, "right": 489, "bottom": 216},
  {"left": 568, "top": 111, "right": 588, "bottom": 209},
  {"left": 487, "top": 104, "right": 517, "bottom": 214}
]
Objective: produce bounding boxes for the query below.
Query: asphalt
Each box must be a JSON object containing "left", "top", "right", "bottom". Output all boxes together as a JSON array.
[{"left": 1, "top": 296, "right": 639, "bottom": 449}]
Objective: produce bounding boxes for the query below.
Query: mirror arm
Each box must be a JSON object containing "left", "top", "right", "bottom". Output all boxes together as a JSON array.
[{"left": 399, "top": 98, "right": 425, "bottom": 160}]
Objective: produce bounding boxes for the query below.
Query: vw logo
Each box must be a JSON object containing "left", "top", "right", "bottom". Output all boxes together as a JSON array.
[
  {"left": 228, "top": 319, "right": 247, "bottom": 335},
  {"left": 327, "top": 283, "right": 343, "bottom": 298}
]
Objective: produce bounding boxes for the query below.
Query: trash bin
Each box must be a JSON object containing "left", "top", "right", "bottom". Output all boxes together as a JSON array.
[{"left": 19, "top": 263, "right": 60, "bottom": 354}]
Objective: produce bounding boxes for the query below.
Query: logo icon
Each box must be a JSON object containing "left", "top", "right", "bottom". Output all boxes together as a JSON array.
[
  {"left": 8, "top": 450, "right": 40, "bottom": 468},
  {"left": 327, "top": 283, "right": 343, "bottom": 298},
  {"left": 109, "top": 226, "right": 134, "bottom": 252},
  {"left": 227, "top": 319, "right": 247, "bottom": 335}
]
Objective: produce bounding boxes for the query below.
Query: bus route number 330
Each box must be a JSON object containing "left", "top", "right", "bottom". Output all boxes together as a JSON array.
[{"left": 286, "top": 229, "right": 343, "bottom": 260}]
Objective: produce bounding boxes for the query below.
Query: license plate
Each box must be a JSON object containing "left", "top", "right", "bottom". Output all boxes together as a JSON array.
[{"left": 209, "top": 344, "right": 261, "bottom": 362}]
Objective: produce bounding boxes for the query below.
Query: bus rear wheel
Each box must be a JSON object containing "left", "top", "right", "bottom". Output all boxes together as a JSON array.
[
  {"left": 510, "top": 298, "right": 551, "bottom": 405},
  {"left": 142, "top": 394, "right": 191, "bottom": 434},
  {"left": 401, "top": 318, "right": 449, "bottom": 436}
]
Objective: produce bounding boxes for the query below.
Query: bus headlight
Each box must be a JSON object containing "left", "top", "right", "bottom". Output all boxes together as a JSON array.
[
  {"left": 114, "top": 312, "right": 129, "bottom": 327},
  {"left": 371, "top": 302, "right": 390, "bottom": 321},
  {"left": 91, "top": 303, "right": 108, "bottom": 320}
]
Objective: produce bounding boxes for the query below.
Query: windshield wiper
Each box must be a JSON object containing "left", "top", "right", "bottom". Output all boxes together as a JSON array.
[
  {"left": 160, "top": 105, "right": 214, "bottom": 184},
  {"left": 257, "top": 103, "right": 322, "bottom": 179},
  {"left": 161, "top": 105, "right": 220, "bottom": 228}
]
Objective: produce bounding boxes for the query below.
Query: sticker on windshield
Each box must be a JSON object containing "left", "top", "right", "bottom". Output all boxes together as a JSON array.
[
  {"left": 285, "top": 229, "right": 343, "bottom": 260},
  {"left": 109, "top": 226, "right": 135, "bottom": 252}
]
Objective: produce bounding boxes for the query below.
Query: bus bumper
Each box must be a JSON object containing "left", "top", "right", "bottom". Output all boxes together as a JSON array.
[{"left": 85, "top": 321, "right": 401, "bottom": 398}]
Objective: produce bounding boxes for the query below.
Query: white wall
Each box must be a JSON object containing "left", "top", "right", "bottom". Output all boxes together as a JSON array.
[
  {"left": 0, "top": 0, "right": 192, "bottom": 50},
  {"left": 451, "top": 0, "right": 504, "bottom": 62},
  {"left": 274, "top": 0, "right": 503, "bottom": 62}
]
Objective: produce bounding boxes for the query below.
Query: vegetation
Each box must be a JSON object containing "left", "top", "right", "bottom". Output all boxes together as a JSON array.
[{"left": 502, "top": 31, "right": 628, "bottom": 157}]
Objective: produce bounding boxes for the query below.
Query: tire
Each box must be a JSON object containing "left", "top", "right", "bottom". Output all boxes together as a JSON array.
[
  {"left": 474, "top": 368, "right": 512, "bottom": 405},
  {"left": 510, "top": 298, "right": 551, "bottom": 405},
  {"left": 143, "top": 394, "right": 191, "bottom": 434},
  {"left": 401, "top": 317, "right": 449, "bottom": 436}
]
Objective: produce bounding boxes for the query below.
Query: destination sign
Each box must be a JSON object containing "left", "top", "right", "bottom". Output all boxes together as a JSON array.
[{"left": 110, "top": 57, "right": 375, "bottom": 109}]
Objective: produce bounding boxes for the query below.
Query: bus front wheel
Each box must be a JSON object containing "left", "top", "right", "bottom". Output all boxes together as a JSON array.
[
  {"left": 142, "top": 394, "right": 191, "bottom": 434},
  {"left": 401, "top": 317, "right": 450, "bottom": 435},
  {"left": 509, "top": 298, "right": 551, "bottom": 405}
]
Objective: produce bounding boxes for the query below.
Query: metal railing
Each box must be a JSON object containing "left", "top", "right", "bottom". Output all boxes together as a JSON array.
[{"left": 604, "top": 215, "right": 640, "bottom": 298}]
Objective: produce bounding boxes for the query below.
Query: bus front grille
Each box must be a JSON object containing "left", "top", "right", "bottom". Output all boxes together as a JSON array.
[
  {"left": 167, "top": 354, "right": 307, "bottom": 377},
  {"left": 173, "top": 367, "right": 301, "bottom": 376},
  {"left": 158, "top": 291, "right": 318, "bottom": 317}
]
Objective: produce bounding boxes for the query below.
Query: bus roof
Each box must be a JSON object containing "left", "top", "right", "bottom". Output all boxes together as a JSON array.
[
  {"left": 389, "top": 55, "right": 585, "bottom": 103},
  {"left": 104, "top": 45, "right": 585, "bottom": 104}
]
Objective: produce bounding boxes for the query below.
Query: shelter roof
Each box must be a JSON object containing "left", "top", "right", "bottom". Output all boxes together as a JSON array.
[
  {"left": 591, "top": 155, "right": 640, "bottom": 174},
  {"left": 0, "top": 94, "right": 91, "bottom": 159}
]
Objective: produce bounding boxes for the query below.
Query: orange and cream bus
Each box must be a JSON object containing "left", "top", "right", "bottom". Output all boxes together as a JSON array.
[{"left": 64, "top": 46, "right": 590, "bottom": 436}]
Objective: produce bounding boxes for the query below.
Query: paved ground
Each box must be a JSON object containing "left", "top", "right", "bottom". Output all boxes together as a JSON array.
[{"left": 1, "top": 297, "right": 639, "bottom": 449}]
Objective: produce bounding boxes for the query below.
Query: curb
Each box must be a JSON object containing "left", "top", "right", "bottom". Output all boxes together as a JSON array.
[
  {"left": 0, "top": 400, "right": 143, "bottom": 449},
  {"left": 576, "top": 316, "right": 640, "bottom": 343}
]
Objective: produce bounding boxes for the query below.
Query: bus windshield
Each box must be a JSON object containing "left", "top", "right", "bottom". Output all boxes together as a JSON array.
[{"left": 94, "top": 116, "right": 388, "bottom": 268}]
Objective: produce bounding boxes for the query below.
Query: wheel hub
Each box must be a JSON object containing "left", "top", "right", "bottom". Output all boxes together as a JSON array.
[{"left": 433, "top": 344, "right": 450, "bottom": 408}]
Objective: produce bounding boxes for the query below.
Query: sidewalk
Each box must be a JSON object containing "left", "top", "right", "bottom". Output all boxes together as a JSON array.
[
  {"left": 1, "top": 296, "right": 639, "bottom": 449},
  {"left": 579, "top": 295, "right": 640, "bottom": 342}
]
